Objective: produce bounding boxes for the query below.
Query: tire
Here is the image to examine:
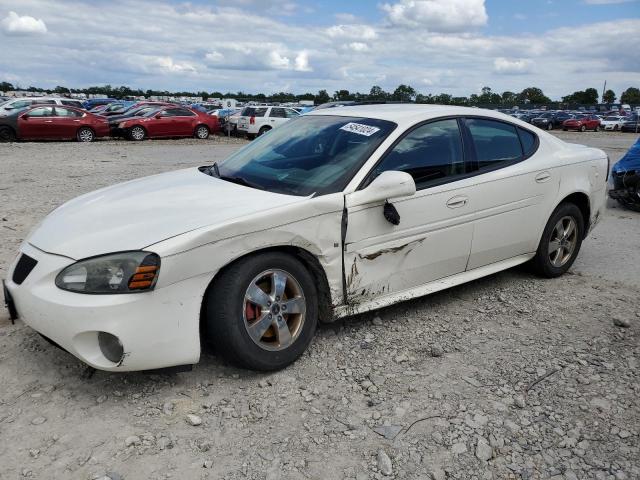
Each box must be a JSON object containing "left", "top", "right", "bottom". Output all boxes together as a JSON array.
[
  {"left": 76, "top": 127, "right": 95, "bottom": 143},
  {"left": 563, "top": 128, "right": 567, "bottom": 131},
  {"left": 129, "top": 125, "right": 146, "bottom": 141},
  {"left": 531, "top": 203, "right": 584, "bottom": 278},
  {"left": 580, "top": 125, "right": 586, "bottom": 132},
  {"left": 258, "top": 126, "right": 271, "bottom": 137},
  {"left": 594, "top": 125, "right": 599, "bottom": 132},
  {"left": 194, "top": 124, "right": 209, "bottom": 139},
  {"left": 614, "top": 125, "right": 619, "bottom": 131},
  {"left": 547, "top": 123, "right": 553, "bottom": 131},
  {"left": 0, "top": 126, "right": 16, "bottom": 142},
  {"left": 205, "top": 252, "right": 318, "bottom": 371},
  {"left": 616, "top": 184, "right": 640, "bottom": 212}
]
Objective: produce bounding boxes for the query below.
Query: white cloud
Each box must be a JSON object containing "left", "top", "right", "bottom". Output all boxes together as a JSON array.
[
  {"left": 493, "top": 57, "right": 534, "bottom": 74},
  {"left": 1, "top": 11, "right": 47, "bottom": 35},
  {"left": 325, "top": 24, "right": 377, "bottom": 40},
  {"left": 294, "top": 51, "right": 312, "bottom": 72},
  {"left": 348, "top": 42, "right": 370, "bottom": 52},
  {"left": 382, "top": 0, "right": 488, "bottom": 31}
]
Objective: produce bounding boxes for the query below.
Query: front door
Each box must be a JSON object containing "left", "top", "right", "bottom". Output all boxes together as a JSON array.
[
  {"left": 343, "top": 118, "right": 474, "bottom": 303},
  {"left": 18, "top": 106, "right": 55, "bottom": 139}
]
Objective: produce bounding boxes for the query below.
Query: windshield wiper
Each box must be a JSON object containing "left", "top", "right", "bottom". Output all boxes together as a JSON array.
[{"left": 219, "top": 174, "right": 263, "bottom": 190}]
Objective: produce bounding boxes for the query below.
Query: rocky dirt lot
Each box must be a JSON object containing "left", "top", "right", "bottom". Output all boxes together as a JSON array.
[{"left": 0, "top": 132, "right": 638, "bottom": 480}]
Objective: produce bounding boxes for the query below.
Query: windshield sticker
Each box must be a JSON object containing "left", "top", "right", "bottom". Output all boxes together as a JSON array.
[{"left": 340, "top": 122, "right": 380, "bottom": 137}]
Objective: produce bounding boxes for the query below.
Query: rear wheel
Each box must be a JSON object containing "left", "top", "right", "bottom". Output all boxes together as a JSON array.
[
  {"left": 194, "top": 124, "right": 209, "bottom": 139},
  {"left": 0, "top": 126, "right": 16, "bottom": 142},
  {"left": 76, "top": 127, "right": 95, "bottom": 143},
  {"left": 594, "top": 125, "right": 600, "bottom": 132},
  {"left": 129, "top": 125, "right": 146, "bottom": 141},
  {"left": 258, "top": 126, "right": 271, "bottom": 137},
  {"left": 531, "top": 203, "right": 584, "bottom": 278},
  {"left": 563, "top": 128, "right": 567, "bottom": 131},
  {"left": 547, "top": 123, "right": 553, "bottom": 130},
  {"left": 205, "top": 252, "right": 318, "bottom": 371}
]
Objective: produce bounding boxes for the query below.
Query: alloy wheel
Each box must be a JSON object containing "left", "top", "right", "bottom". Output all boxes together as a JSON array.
[
  {"left": 548, "top": 216, "right": 578, "bottom": 267},
  {"left": 242, "top": 269, "right": 306, "bottom": 351},
  {"left": 78, "top": 128, "right": 94, "bottom": 142},
  {"left": 131, "top": 126, "right": 145, "bottom": 140},
  {"left": 196, "top": 126, "right": 209, "bottom": 139}
]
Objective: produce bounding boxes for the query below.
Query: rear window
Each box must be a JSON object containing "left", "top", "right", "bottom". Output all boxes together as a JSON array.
[
  {"left": 466, "top": 118, "right": 522, "bottom": 170},
  {"left": 241, "top": 107, "right": 268, "bottom": 117},
  {"left": 517, "top": 127, "right": 537, "bottom": 157}
]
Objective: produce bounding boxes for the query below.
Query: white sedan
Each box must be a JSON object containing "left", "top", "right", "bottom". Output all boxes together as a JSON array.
[
  {"left": 4, "top": 105, "right": 608, "bottom": 372},
  {"left": 600, "top": 115, "right": 625, "bottom": 131}
]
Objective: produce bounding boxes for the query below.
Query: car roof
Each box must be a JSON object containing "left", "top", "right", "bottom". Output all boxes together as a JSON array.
[{"left": 305, "top": 104, "right": 522, "bottom": 127}]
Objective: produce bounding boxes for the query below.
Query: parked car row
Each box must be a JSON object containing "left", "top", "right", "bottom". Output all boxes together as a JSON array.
[
  {"left": 0, "top": 101, "right": 220, "bottom": 142},
  {"left": 508, "top": 109, "right": 640, "bottom": 133}
]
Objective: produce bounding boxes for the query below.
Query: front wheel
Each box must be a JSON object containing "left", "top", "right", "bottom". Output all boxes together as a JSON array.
[
  {"left": 205, "top": 252, "right": 318, "bottom": 371},
  {"left": 77, "top": 127, "right": 95, "bottom": 142},
  {"left": 547, "top": 123, "right": 553, "bottom": 130},
  {"left": 194, "top": 125, "right": 209, "bottom": 139},
  {"left": 530, "top": 203, "right": 584, "bottom": 278},
  {"left": 129, "top": 125, "right": 146, "bottom": 141},
  {"left": 594, "top": 125, "right": 599, "bottom": 132},
  {"left": 580, "top": 125, "right": 586, "bottom": 132}
]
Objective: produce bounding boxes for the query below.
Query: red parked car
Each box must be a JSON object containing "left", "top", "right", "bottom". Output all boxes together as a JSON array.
[
  {"left": 118, "top": 106, "right": 219, "bottom": 140},
  {"left": 562, "top": 115, "right": 601, "bottom": 132},
  {"left": 0, "top": 104, "right": 109, "bottom": 142}
]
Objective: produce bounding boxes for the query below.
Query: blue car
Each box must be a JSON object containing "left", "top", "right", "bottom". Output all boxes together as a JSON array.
[
  {"left": 82, "top": 98, "right": 118, "bottom": 110},
  {"left": 609, "top": 137, "right": 640, "bottom": 211}
]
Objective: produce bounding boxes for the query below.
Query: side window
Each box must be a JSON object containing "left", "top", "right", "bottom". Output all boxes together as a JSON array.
[
  {"left": 61, "top": 100, "right": 81, "bottom": 107},
  {"left": 517, "top": 127, "right": 537, "bottom": 157},
  {"left": 55, "top": 107, "right": 82, "bottom": 117},
  {"left": 39, "top": 100, "right": 56, "bottom": 104},
  {"left": 172, "top": 108, "right": 195, "bottom": 116},
  {"left": 13, "top": 100, "right": 32, "bottom": 108},
  {"left": 270, "top": 108, "right": 286, "bottom": 118},
  {"left": 371, "top": 119, "right": 464, "bottom": 189},
  {"left": 25, "top": 107, "right": 54, "bottom": 117},
  {"left": 285, "top": 109, "right": 300, "bottom": 119},
  {"left": 466, "top": 118, "right": 522, "bottom": 170}
]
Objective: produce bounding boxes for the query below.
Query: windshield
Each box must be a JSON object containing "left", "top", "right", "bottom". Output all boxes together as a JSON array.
[
  {"left": 215, "top": 115, "right": 396, "bottom": 196},
  {"left": 604, "top": 116, "right": 619, "bottom": 121}
]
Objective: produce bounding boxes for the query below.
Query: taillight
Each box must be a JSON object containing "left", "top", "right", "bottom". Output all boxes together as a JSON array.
[{"left": 250, "top": 116, "right": 255, "bottom": 125}]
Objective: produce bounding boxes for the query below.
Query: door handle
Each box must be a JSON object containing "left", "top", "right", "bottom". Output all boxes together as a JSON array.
[
  {"left": 446, "top": 195, "right": 468, "bottom": 208},
  {"left": 44, "top": 120, "right": 53, "bottom": 123},
  {"left": 535, "top": 171, "right": 551, "bottom": 183}
]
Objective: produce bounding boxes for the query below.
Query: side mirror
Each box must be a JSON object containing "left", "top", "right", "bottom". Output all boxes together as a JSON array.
[
  {"left": 21, "top": 114, "right": 29, "bottom": 119},
  {"left": 347, "top": 171, "right": 416, "bottom": 207}
]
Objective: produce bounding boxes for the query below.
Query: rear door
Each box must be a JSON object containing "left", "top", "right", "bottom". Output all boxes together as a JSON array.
[
  {"left": 167, "top": 107, "right": 197, "bottom": 136},
  {"left": 461, "top": 117, "right": 559, "bottom": 269},
  {"left": 51, "top": 107, "right": 84, "bottom": 138},
  {"left": 18, "top": 106, "right": 55, "bottom": 139}
]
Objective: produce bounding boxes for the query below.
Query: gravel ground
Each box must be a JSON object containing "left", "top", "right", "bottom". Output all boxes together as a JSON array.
[{"left": 0, "top": 132, "right": 638, "bottom": 480}]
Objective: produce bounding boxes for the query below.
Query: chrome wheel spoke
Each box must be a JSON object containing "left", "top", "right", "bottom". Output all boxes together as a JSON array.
[
  {"left": 271, "top": 272, "right": 287, "bottom": 300},
  {"left": 548, "top": 239, "right": 561, "bottom": 255},
  {"left": 274, "top": 315, "right": 292, "bottom": 347},
  {"left": 282, "top": 297, "right": 305, "bottom": 314},
  {"left": 245, "top": 283, "right": 271, "bottom": 308},
  {"left": 247, "top": 312, "right": 274, "bottom": 343},
  {"left": 565, "top": 220, "right": 576, "bottom": 239}
]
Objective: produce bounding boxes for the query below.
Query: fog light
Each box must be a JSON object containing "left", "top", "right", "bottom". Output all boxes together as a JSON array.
[{"left": 98, "top": 332, "right": 124, "bottom": 363}]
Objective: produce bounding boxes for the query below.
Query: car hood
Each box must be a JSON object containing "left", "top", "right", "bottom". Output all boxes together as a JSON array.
[
  {"left": 613, "top": 138, "right": 640, "bottom": 172},
  {"left": 27, "top": 168, "right": 305, "bottom": 260}
]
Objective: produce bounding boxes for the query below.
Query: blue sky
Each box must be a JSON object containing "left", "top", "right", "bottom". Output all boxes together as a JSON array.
[{"left": 0, "top": 0, "right": 638, "bottom": 99}]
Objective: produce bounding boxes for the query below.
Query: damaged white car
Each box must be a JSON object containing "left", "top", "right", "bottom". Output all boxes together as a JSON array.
[{"left": 4, "top": 105, "right": 608, "bottom": 372}]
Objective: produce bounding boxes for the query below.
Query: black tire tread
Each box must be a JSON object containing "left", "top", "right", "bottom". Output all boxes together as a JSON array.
[{"left": 205, "top": 252, "right": 318, "bottom": 371}]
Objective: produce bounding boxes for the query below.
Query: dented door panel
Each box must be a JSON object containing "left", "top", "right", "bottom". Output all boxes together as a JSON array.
[{"left": 343, "top": 186, "right": 474, "bottom": 304}]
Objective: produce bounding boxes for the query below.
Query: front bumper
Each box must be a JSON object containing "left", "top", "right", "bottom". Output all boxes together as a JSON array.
[{"left": 4, "top": 243, "right": 207, "bottom": 371}]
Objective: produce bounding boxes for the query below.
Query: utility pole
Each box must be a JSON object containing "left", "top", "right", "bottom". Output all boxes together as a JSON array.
[{"left": 601, "top": 80, "right": 607, "bottom": 105}]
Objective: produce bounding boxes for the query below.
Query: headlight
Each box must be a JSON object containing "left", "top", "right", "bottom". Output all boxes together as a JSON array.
[{"left": 55, "top": 251, "right": 160, "bottom": 294}]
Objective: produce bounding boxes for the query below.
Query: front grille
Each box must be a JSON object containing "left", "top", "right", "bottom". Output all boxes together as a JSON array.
[{"left": 12, "top": 254, "right": 38, "bottom": 285}]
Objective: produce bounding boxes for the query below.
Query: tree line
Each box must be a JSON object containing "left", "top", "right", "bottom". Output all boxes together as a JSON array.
[{"left": 1, "top": 81, "right": 639, "bottom": 106}]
